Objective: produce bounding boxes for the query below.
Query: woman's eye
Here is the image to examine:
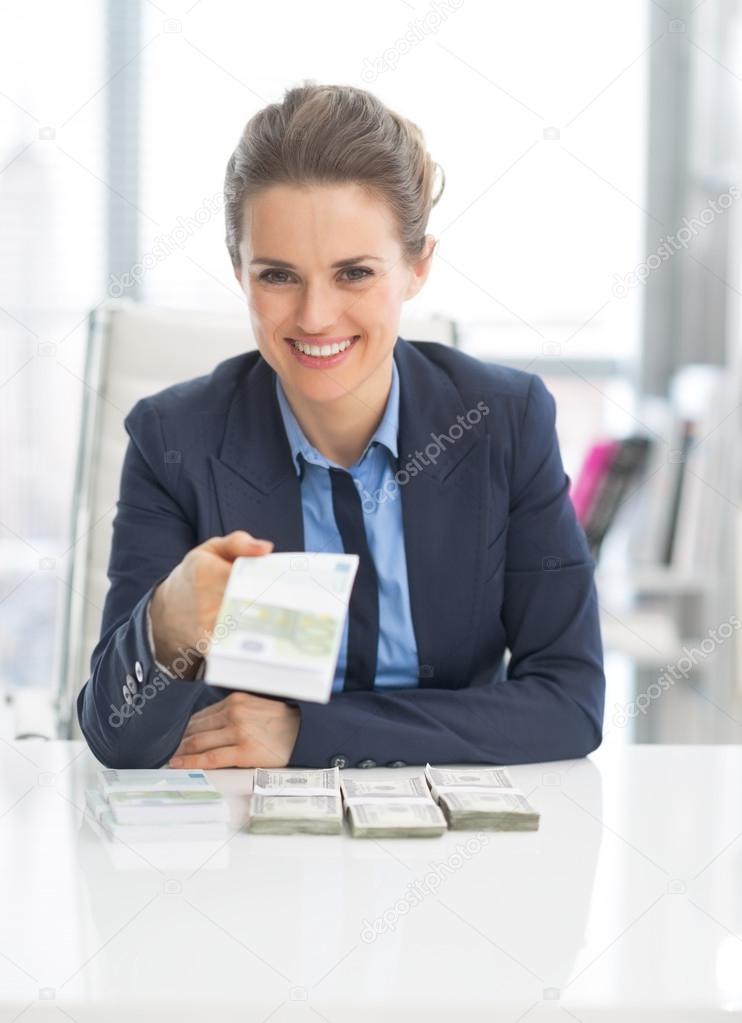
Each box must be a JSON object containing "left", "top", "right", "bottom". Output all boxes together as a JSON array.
[
  {"left": 259, "top": 269, "right": 293, "bottom": 285},
  {"left": 258, "top": 267, "right": 374, "bottom": 285},
  {"left": 343, "top": 267, "right": 374, "bottom": 282}
]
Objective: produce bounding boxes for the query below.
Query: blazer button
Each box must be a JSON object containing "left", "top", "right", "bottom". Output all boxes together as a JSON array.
[
  {"left": 386, "top": 760, "right": 407, "bottom": 768},
  {"left": 125, "top": 674, "right": 137, "bottom": 695},
  {"left": 122, "top": 685, "right": 133, "bottom": 706},
  {"left": 357, "top": 759, "right": 376, "bottom": 769},
  {"left": 134, "top": 661, "right": 144, "bottom": 683},
  {"left": 329, "top": 754, "right": 349, "bottom": 769}
]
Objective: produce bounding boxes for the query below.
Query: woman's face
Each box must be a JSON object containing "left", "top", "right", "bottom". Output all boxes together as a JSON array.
[{"left": 235, "top": 182, "right": 434, "bottom": 405}]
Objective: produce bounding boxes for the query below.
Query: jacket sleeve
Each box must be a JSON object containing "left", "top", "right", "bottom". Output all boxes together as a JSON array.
[
  {"left": 288, "top": 373, "right": 606, "bottom": 768},
  {"left": 76, "top": 399, "right": 217, "bottom": 768}
]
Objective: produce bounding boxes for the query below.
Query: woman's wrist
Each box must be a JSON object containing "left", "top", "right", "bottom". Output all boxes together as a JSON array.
[{"left": 149, "top": 579, "right": 202, "bottom": 680}]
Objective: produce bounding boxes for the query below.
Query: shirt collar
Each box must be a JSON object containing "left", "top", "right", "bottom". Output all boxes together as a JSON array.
[{"left": 275, "top": 357, "right": 400, "bottom": 477}]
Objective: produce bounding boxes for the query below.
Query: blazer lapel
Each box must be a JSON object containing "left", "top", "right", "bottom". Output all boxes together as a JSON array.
[
  {"left": 393, "top": 340, "right": 490, "bottom": 690},
  {"left": 209, "top": 354, "right": 305, "bottom": 553}
]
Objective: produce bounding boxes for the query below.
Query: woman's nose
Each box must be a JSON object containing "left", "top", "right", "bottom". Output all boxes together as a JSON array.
[{"left": 294, "top": 281, "right": 343, "bottom": 334}]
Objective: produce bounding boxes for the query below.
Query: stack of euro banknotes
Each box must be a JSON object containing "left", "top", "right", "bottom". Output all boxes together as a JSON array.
[{"left": 247, "top": 764, "right": 539, "bottom": 837}]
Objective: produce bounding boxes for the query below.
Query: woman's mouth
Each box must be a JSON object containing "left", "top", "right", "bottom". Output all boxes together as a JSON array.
[{"left": 284, "top": 335, "right": 361, "bottom": 368}]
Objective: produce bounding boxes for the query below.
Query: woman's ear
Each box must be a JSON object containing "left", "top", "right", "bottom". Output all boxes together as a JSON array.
[{"left": 403, "top": 234, "right": 437, "bottom": 301}]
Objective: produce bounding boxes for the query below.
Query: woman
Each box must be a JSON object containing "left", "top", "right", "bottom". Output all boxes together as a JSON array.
[{"left": 77, "top": 82, "right": 605, "bottom": 771}]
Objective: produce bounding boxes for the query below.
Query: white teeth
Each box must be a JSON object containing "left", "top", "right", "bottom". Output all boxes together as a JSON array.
[{"left": 292, "top": 337, "right": 355, "bottom": 357}]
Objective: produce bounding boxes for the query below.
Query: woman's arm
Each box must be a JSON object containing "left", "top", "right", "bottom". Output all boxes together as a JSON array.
[
  {"left": 76, "top": 399, "right": 212, "bottom": 768},
  {"left": 288, "top": 374, "right": 606, "bottom": 768}
]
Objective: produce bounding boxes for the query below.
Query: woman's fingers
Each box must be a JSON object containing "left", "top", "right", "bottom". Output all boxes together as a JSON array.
[
  {"left": 184, "top": 701, "right": 222, "bottom": 724},
  {"left": 185, "top": 692, "right": 273, "bottom": 731},
  {"left": 182, "top": 708, "right": 229, "bottom": 737},
  {"left": 170, "top": 725, "right": 236, "bottom": 759},
  {"left": 168, "top": 745, "right": 243, "bottom": 770},
  {"left": 201, "top": 531, "right": 273, "bottom": 562}
]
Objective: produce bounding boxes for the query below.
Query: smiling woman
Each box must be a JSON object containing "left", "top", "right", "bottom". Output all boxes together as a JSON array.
[
  {"left": 233, "top": 180, "right": 434, "bottom": 468},
  {"left": 77, "top": 81, "right": 606, "bottom": 772}
]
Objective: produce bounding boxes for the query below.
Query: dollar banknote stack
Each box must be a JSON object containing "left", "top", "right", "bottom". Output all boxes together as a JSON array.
[
  {"left": 424, "top": 764, "right": 540, "bottom": 831},
  {"left": 340, "top": 775, "right": 447, "bottom": 838},
  {"left": 247, "top": 767, "right": 343, "bottom": 835}
]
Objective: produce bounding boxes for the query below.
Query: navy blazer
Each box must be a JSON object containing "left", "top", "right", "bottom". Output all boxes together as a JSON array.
[{"left": 77, "top": 338, "right": 605, "bottom": 769}]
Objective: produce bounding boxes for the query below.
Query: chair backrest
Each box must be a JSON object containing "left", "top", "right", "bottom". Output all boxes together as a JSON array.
[{"left": 58, "top": 300, "right": 457, "bottom": 737}]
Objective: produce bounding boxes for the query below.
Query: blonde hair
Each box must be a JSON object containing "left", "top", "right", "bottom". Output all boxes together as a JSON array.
[{"left": 224, "top": 80, "right": 445, "bottom": 270}]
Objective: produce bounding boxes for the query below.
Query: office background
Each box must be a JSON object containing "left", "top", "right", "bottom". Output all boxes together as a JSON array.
[{"left": 1, "top": 0, "right": 740, "bottom": 745}]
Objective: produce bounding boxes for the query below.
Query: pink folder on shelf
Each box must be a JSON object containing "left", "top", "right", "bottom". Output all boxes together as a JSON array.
[{"left": 569, "top": 440, "right": 620, "bottom": 526}]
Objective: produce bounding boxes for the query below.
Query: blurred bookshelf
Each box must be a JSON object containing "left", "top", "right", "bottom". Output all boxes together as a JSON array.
[{"left": 566, "top": 361, "right": 742, "bottom": 743}]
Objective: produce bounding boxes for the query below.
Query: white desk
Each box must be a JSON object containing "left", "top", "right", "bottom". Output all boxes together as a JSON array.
[{"left": 1, "top": 740, "right": 740, "bottom": 1022}]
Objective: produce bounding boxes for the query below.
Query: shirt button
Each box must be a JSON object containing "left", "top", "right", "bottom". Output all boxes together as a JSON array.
[
  {"left": 134, "top": 661, "right": 144, "bottom": 683},
  {"left": 386, "top": 760, "right": 407, "bottom": 768},
  {"left": 125, "top": 674, "right": 137, "bottom": 695},
  {"left": 329, "top": 754, "right": 349, "bottom": 769},
  {"left": 357, "top": 759, "right": 376, "bottom": 769}
]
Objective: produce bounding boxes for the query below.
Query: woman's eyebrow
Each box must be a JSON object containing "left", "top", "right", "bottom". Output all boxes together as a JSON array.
[{"left": 250, "top": 255, "right": 384, "bottom": 269}]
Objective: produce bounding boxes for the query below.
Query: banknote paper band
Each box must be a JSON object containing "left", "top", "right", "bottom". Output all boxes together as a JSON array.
[
  {"left": 342, "top": 795, "right": 438, "bottom": 806},
  {"left": 429, "top": 785, "right": 521, "bottom": 795},
  {"left": 252, "top": 784, "right": 341, "bottom": 798}
]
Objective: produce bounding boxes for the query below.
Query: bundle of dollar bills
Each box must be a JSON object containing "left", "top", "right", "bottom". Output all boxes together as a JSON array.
[
  {"left": 247, "top": 767, "right": 343, "bottom": 835},
  {"left": 424, "top": 764, "right": 540, "bottom": 831},
  {"left": 340, "top": 775, "right": 447, "bottom": 838}
]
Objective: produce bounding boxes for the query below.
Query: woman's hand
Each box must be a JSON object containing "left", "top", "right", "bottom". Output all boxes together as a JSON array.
[
  {"left": 150, "top": 530, "right": 274, "bottom": 675},
  {"left": 167, "top": 692, "right": 301, "bottom": 769}
]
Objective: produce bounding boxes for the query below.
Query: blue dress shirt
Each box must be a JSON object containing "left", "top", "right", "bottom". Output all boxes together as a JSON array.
[{"left": 274, "top": 359, "right": 420, "bottom": 692}]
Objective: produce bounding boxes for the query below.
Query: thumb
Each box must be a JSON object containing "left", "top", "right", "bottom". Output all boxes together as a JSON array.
[{"left": 202, "top": 530, "right": 274, "bottom": 562}]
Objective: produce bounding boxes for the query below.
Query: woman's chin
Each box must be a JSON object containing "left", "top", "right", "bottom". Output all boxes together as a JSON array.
[{"left": 284, "top": 372, "right": 360, "bottom": 404}]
